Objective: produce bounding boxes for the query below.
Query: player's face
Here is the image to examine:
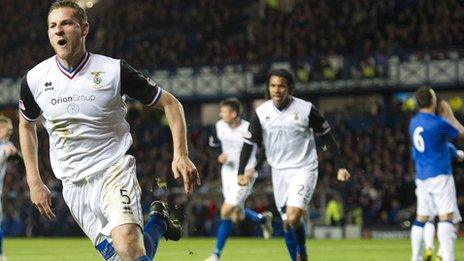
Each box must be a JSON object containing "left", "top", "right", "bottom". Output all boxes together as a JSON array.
[
  {"left": 48, "top": 7, "right": 89, "bottom": 62},
  {"left": 219, "top": 106, "right": 237, "bottom": 124},
  {"left": 268, "top": 75, "right": 290, "bottom": 108}
]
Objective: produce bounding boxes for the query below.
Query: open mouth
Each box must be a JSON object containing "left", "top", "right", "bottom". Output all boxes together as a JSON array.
[{"left": 57, "top": 39, "right": 68, "bottom": 47}]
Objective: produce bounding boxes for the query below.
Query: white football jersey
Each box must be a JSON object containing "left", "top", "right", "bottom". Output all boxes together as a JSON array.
[
  {"left": 19, "top": 53, "right": 162, "bottom": 182},
  {"left": 209, "top": 119, "right": 257, "bottom": 171},
  {"left": 248, "top": 97, "right": 330, "bottom": 170}
]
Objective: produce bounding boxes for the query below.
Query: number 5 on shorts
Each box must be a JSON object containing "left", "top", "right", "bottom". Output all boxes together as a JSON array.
[{"left": 120, "top": 189, "right": 131, "bottom": 204}]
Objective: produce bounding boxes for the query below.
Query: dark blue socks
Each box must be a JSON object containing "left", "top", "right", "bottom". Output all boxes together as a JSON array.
[
  {"left": 284, "top": 222, "right": 307, "bottom": 260},
  {"left": 213, "top": 219, "right": 233, "bottom": 257},
  {"left": 245, "top": 208, "right": 264, "bottom": 224},
  {"left": 143, "top": 214, "right": 167, "bottom": 258},
  {"left": 284, "top": 228, "right": 297, "bottom": 261},
  {"left": 293, "top": 223, "right": 307, "bottom": 256}
]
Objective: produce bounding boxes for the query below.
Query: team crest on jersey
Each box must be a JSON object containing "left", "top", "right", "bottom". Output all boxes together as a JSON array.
[
  {"left": 90, "top": 71, "right": 105, "bottom": 88},
  {"left": 293, "top": 112, "right": 299, "bottom": 121}
]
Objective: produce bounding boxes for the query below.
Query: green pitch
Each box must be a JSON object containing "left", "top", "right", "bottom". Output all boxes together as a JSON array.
[{"left": 4, "top": 237, "right": 464, "bottom": 260}]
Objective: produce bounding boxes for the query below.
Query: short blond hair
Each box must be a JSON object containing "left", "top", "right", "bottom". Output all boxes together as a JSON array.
[{"left": 48, "top": 0, "right": 88, "bottom": 25}]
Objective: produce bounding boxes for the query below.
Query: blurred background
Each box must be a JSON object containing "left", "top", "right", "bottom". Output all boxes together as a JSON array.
[{"left": 1, "top": 0, "right": 464, "bottom": 240}]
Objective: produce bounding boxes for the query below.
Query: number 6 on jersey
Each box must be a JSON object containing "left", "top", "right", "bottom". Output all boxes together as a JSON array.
[{"left": 413, "top": 126, "right": 425, "bottom": 152}]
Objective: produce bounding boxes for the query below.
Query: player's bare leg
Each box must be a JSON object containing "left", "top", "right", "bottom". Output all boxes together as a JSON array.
[
  {"left": 221, "top": 203, "right": 237, "bottom": 221},
  {"left": 111, "top": 223, "right": 146, "bottom": 261},
  {"left": 436, "top": 213, "right": 456, "bottom": 261},
  {"left": 285, "top": 206, "right": 307, "bottom": 261}
]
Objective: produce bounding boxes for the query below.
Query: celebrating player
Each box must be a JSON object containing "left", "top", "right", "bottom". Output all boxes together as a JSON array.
[
  {"left": 421, "top": 142, "right": 463, "bottom": 261},
  {"left": 18, "top": 1, "right": 200, "bottom": 260},
  {"left": 409, "top": 87, "right": 464, "bottom": 261},
  {"left": 205, "top": 98, "right": 273, "bottom": 261},
  {"left": 237, "top": 69, "right": 350, "bottom": 261}
]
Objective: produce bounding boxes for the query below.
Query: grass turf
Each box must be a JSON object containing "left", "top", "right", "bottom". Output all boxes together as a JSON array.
[{"left": 4, "top": 237, "right": 464, "bottom": 260}]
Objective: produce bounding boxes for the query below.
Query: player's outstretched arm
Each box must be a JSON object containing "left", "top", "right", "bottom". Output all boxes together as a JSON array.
[
  {"left": 154, "top": 91, "right": 200, "bottom": 194},
  {"left": 19, "top": 115, "right": 55, "bottom": 219}
]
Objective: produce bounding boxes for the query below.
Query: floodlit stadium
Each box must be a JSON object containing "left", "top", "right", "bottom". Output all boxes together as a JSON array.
[{"left": 1, "top": 0, "right": 464, "bottom": 260}]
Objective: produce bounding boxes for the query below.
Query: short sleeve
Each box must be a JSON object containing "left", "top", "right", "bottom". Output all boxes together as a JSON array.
[
  {"left": 244, "top": 113, "right": 263, "bottom": 146},
  {"left": 120, "top": 60, "right": 162, "bottom": 106},
  {"left": 19, "top": 74, "right": 41, "bottom": 121},
  {"left": 308, "top": 106, "right": 331, "bottom": 135}
]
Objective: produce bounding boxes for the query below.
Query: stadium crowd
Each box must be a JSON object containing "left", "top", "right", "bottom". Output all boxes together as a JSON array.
[
  {"left": 1, "top": 101, "right": 463, "bottom": 237},
  {"left": 1, "top": 0, "right": 464, "bottom": 237},
  {"left": 1, "top": 0, "right": 464, "bottom": 78}
]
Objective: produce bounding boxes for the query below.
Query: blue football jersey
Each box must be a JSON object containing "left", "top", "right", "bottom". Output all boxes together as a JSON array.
[
  {"left": 447, "top": 142, "right": 458, "bottom": 159},
  {"left": 411, "top": 142, "right": 458, "bottom": 160},
  {"left": 409, "top": 112, "right": 459, "bottom": 180}
]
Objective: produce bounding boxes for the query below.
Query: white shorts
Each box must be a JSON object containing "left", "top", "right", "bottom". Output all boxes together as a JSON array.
[
  {"left": 62, "top": 155, "right": 144, "bottom": 246},
  {"left": 415, "top": 174, "right": 461, "bottom": 223},
  {"left": 221, "top": 166, "right": 256, "bottom": 207},
  {"left": 272, "top": 167, "right": 318, "bottom": 219}
]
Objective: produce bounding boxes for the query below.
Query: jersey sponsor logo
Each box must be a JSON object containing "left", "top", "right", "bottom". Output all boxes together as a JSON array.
[
  {"left": 90, "top": 71, "right": 105, "bottom": 89},
  {"left": 50, "top": 94, "right": 96, "bottom": 105},
  {"left": 67, "top": 103, "right": 80, "bottom": 114}
]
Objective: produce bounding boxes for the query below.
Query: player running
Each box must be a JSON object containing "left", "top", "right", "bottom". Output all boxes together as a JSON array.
[
  {"left": 18, "top": 1, "right": 199, "bottom": 260},
  {"left": 205, "top": 98, "right": 273, "bottom": 261},
  {"left": 236, "top": 69, "right": 350, "bottom": 261}
]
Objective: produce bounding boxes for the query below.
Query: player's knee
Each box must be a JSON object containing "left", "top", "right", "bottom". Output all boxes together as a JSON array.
[
  {"left": 286, "top": 214, "right": 302, "bottom": 227},
  {"left": 230, "top": 214, "right": 240, "bottom": 224},
  {"left": 230, "top": 211, "right": 245, "bottom": 224},
  {"left": 438, "top": 212, "right": 453, "bottom": 222},
  {"left": 112, "top": 225, "right": 144, "bottom": 259},
  {"left": 415, "top": 214, "right": 428, "bottom": 223},
  {"left": 220, "top": 204, "right": 235, "bottom": 219}
]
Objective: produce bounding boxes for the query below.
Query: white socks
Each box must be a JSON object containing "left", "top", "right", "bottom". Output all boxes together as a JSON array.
[
  {"left": 411, "top": 221, "right": 425, "bottom": 261},
  {"left": 423, "top": 221, "right": 435, "bottom": 250},
  {"left": 437, "top": 221, "right": 456, "bottom": 261}
]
